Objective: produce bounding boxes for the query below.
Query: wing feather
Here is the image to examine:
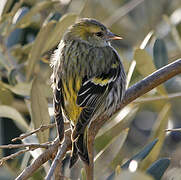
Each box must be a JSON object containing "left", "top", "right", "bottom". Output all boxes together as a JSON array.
[{"left": 73, "top": 50, "right": 121, "bottom": 140}]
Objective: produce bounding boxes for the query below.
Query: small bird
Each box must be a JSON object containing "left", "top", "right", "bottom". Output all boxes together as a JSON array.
[{"left": 51, "top": 18, "right": 126, "bottom": 168}]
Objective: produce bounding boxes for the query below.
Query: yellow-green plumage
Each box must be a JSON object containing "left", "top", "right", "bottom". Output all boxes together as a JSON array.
[
  {"left": 62, "top": 77, "right": 82, "bottom": 122},
  {"left": 51, "top": 18, "right": 126, "bottom": 167}
]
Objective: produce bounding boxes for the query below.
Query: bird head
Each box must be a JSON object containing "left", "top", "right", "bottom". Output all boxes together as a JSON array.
[{"left": 64, "top": 18, "right": 122, "bottom": 47}]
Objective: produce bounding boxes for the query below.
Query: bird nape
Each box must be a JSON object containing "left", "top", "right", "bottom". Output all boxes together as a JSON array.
[{"left": 51, "top": 18, "right": 126, "bottom": 168}]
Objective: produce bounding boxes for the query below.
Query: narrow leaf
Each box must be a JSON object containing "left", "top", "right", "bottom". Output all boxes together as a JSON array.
[
  {"left": 153, "top": 39, "right": 168, "bottom": 69},
  {"left": 2, "top": 82, "right": 31, "bottom": 96},
  {"left": 30, "top": 75, "right": 50, "bottom": 143},
  {"left": 95, "top": 128, "right": 129, "bottom": 162},
  {"left": 140, "top": 31, "right": 154, "bottom": 49},
  {"left": 126, "top": 60, "right": 136, "bottom": 89},
  {"left": 95, "top": 107, "right": 138, "bottom": 152},
  {"left": 140, "top": 104, "right": 171, "bottom": 170},
  {"left": 15, "top": 1, "right": 53, "bottom": 28},
  {"left": 95, "top": 129, "right": 129, "bottom": 179},
  {"left": 121, "top": 139, "right": 158, "bottom": 169},
  {"left": 26, "top": 21, "right": 56, "bottom": 80},
  {"left": 0, "top": 105, "right": 29, "bottom": 131},
  {"left": 134, "top": 48, "right": 166, "bottom": 95},
  {"left": 0, "top": 83, "right": 14, "bottom": 105},
  {"left": 146, "top": 158, "right": 170, "bottom": 180},
  {"left": 134, "top": 49, "right": 155, "bottom": 76}
]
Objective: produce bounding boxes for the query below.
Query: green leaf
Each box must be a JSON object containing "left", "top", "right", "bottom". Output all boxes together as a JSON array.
[
  {"left": 95, "top": 107, "right": 138, "bottom": 152},
  {"left": 146, "top": 158, "right": 170, "bottom": 180},
  {"left": 106, "top": 172, "right": 115, "bottom": 180},
  {"left": 0, "top": 83, "right": 14, "bottom": 105},
  {"left": 95, "top": 128, "right": 129, "bottom": 177},
  {"left": 8, "top": 68, "right": 18, "bottom": 85},
  {"left": 2, "top": 82, "right": 31, "bottom": 96},
  {"left": 134, "top": 49, "right": 155, "bottom": 76},
  {"left": 134, "top": 48, "right": 166, "bottom": 95},
  {"left": 30, "top": 75, "right": 50, "bottom": 143},
  {"left": 94, "top": 107, "right": 138, "bottom": 179},
  {"left": 121, "top": 139, "right": 158, "bottom": 169},
  {"left": 94, "top": 128, "right": 129, "bottom": 162},
  {"left": 42, "top": 13, "right": 78, "bottom": 54},
  {"left": 0, "top": 105, "right": 29, "bottom": 131},
  {"left": 140, "top": 31, "right": 154, "bottom": 49},
  {"left": 26, "top": 21, "right": 56, "bottom": 80},
  {"left": 153, "top": 39, "right": 168, "bottom": 69}
]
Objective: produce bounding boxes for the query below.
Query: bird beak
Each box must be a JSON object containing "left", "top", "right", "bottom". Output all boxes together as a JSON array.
[{"left": 106, "top": 31, "right": 122, "bottom": 40}]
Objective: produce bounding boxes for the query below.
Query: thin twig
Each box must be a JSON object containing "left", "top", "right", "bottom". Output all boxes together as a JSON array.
[
  {"left": 45, "top": 129, "right": 72, "bottom": 180},
  {"left": 16, "top": 129, "right": 72, "bottom": 180},
  {"left": 0, "top": 149, "right": 29, "bottom": 166},
  {"left": 15, "top": 137, "right": 60, "bottom": 180},
  {"left": 12, "top": 123, "right": 56, "bottom": 142},
  {"left": 0, "top": 142, "right": 51, "bottom": 149}
]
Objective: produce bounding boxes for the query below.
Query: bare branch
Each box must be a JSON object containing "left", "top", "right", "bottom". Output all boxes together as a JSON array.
[
  {"left": 15, "top": 137, "right": 60, "bottom": 180},
  {"left": 0, "top": 149, "right": 29, "bottom": 166},
  {"left": 15, "top": 130, "right": 72, "bottom": 180},
  {"left": 0, "top": 142, "right": 51, "bottom": 149},
  {"left": 12, "top": 123, "right": 56, "bottom": 142}
]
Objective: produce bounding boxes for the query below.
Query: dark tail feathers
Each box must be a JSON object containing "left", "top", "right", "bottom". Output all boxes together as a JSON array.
[{"left": 69, "top": 134, "right": 89, "bottom": 168}]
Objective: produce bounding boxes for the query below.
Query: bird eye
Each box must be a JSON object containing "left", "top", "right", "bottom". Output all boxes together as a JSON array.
[{"left": 95, "top": 31, "right": 103, "bottom": 37}]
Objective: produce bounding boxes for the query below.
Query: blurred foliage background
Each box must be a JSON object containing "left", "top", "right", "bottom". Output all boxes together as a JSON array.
[{"left": 0, "top": 0, "right": 181, "bottom": 179}]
